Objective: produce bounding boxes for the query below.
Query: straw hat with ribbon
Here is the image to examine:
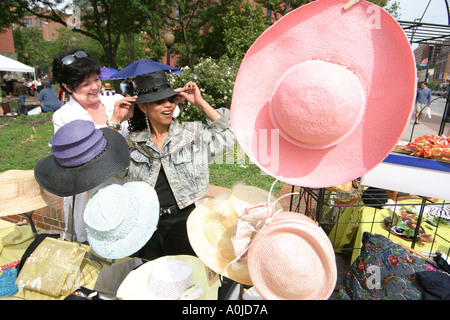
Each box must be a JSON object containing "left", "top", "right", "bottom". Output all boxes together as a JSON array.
[
  {"left": 0, "top": 170, "right": 54, "bottom": 217},
  {"left": 188, "top": 182, "right": 337, "bottom": 299},
  {"left": 187, "top": 184, "right": 283, "bottom": 285},
  {"left": 247, "top": 211, "right": 337, "bottom": 300},
  {"left": 230, "top": 0, "right": 416, "bottom": 188}
]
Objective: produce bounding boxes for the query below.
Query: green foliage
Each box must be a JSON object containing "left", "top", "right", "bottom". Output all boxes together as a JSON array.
[
  {"left": 396, "top": 221, "right": 415, "bottom": 238},
  {"left": 168, "top": 56, "right": 239, "bottom": 123},
  {"left": 223, "top": 1, "right": 268, "bottom": 62}
]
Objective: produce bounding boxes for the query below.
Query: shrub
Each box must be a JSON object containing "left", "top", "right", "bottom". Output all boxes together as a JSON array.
[{"left": 168, "top": 56, "right": 239, "bottom": 123}]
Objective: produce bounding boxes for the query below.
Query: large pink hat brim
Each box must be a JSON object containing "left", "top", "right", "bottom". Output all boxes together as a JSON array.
[{"left": 230, "top": 0, "right": 416, "bottom": 188}]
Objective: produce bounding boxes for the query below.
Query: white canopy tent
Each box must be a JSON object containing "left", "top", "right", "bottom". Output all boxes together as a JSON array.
[{"left": 0, "top": 54, "right": 35, "bottom": 79}]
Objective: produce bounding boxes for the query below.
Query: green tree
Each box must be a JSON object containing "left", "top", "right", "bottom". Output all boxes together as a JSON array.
[
  {"left": 3, "top": 0, "right": 167, "bottom": 69},
  {"left": 223, "top": 1, "right": 268, "bottom": 62},
  {"left": 255, "top": 0, "right": 401, "bottom": 20},
  {"left": 13, "top": 26, "right": 49, "bottom": 76}
]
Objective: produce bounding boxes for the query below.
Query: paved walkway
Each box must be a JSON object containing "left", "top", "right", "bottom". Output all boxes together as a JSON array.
[{"left": 401, "top": 103, "right": 449, "bottom": 143}]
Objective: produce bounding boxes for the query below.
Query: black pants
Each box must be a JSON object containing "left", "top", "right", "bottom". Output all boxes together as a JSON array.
[
  {"left": 18, "top": 104, "right": 38, "bottom": 115},
  {"left": 138, "top": 203, "right": 196, "bottom": 261}
]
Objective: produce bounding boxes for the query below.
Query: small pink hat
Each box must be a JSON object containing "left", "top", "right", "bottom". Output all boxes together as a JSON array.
[
  {"left": 230, "top": 0, "right": 416, "bottom": 188},
  {"left": 248, "top": 211, "right": 337, "bottom": 300}
]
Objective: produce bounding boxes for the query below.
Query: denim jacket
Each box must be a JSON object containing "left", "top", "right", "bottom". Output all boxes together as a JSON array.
[{"left": 124, "top": 108, "right": 235, "bottom": 209}]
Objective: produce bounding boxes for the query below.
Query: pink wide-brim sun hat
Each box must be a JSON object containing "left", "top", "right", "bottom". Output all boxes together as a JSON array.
[{"left": 230, "top": 0, "right": 416, "bottom": 188}]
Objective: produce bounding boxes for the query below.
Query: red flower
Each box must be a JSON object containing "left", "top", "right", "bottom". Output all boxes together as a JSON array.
[
  {"left": 426, "top": 264, "right": 436, "bottom": 271},
  {"left": 388, "top": 255, "right": 399, "bottom": 267},
  {"left": 358, "top": 261, "right": 366, "bottom": 270}
]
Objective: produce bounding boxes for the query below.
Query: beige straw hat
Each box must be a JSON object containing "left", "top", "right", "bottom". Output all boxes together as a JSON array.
[
  {"left": 248, "top": 211, "right": 337, "bottom": 300},
  {"left": 0, "top": 170, "right": 54, "bottom": 217},
  {"left": 187, "top": 184, "right": 283, "bottom": 285}
]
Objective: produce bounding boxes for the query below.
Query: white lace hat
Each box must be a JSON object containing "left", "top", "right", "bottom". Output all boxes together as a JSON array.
[
  {"left": 116, "top": 255, "right": 221, "bottom": 300},
  {"left": 84, "top": 181, "right": 159, "bottom": 259}
]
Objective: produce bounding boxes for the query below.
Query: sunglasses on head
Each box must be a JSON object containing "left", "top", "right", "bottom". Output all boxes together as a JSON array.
[
  {"left": 62, "top": 51, "right": 88, "bottom": 66},
  {"left": 154, "top": 95, "right": 177, "bottom": 105}
]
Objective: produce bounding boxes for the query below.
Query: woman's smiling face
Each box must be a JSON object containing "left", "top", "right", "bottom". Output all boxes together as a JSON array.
[
  {"left": 68, "top": 73, "right": 102, "bottom": 106},
  {"left": 138, "top": 96, "right": 177, "bottom": 128}
]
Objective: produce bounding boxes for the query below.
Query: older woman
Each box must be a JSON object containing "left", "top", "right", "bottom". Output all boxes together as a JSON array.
[
  {"left": 51, "top": 49, "right": 136, "bottom": 242},
  {"left": 52, "top": 50, "right": 136, "bottom": 136},
  {"left": 114, "top": 70, "right": 235, "bottom": 260}
]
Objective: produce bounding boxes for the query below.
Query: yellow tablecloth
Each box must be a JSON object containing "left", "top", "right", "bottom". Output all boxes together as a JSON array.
[
  {"left": 0, "top": 220, "right": 35, "bottom": 269},
  {"left": 0, "top": 220, "right": 120, "bottom": 300},
  {"left": 328, "top": 200, "right": 450, "bottom": 263}
]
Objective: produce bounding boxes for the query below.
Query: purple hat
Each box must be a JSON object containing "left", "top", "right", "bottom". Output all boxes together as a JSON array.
[{"left": 34, "top": 120, "right": 130, "bottom": 197}]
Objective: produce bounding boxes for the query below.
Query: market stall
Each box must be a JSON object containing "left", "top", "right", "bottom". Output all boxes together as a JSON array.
[{"left": 2, "top": 0, "right": 450, "bottom": 301}]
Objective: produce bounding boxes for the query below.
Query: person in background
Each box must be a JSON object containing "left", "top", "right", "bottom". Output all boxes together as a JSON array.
[
  {"left": 125, "top": 78, "right": 135, "bottom": 96},
  {"left": 414, "top": 81, "right": 432, "bottom": 124},
  {"left": 3, "top": 72, "right": 14, "bottom": 97},
  {"left": 120, "top": 80, "right": 127, "bottom": 95},
  {"left": 32, "top": 78, "right": 42, "bottom": 100},
  {"left": 51, "top": 48, "right": 137, "bottom": 242},
  {"left": 14, "top": 79, "right": 34, "bottom": 115},
  {"left": 37, "top": 81, "right": 63, "bottom": 113}
]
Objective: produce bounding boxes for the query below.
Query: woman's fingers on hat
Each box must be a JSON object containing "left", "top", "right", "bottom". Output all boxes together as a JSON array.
[
  {"left": 113, "top": 97, "right": 136, "bottom": 122},
  {"left": 174, "top": 92, "right": 186, "bottom": 104},
  {"left": 184, "top": 81, "right": 199, "bottom": 93}
]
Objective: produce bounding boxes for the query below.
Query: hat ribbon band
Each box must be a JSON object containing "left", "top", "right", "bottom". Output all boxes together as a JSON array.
[
  {"left": 138, "top": 83, "right": 170, "bottom": 95},
  {"left": 57, "top": 142, "right": 108, "bottom": 168}
]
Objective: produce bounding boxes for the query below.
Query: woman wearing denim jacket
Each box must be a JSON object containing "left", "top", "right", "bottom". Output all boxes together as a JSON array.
[{"left": 111, "top": 71, "right": 235, "bottom": 260}]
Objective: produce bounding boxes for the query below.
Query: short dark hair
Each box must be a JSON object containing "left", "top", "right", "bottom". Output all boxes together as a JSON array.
[{"left": 52, "top": 49, "right": 101, "bottom": 94}]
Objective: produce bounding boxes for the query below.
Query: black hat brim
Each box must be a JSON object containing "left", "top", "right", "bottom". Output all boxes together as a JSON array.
[
  {"left": 135, "top": 87, "right": 178, "bottom": 104},
  {"left": 34, "top": 128, "right": 130, "bottom": 197}
]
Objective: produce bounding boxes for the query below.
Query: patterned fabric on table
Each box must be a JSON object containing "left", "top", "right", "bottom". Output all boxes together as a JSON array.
[{"left": 339, "top": 232, "right": 437, "bottom": 300}]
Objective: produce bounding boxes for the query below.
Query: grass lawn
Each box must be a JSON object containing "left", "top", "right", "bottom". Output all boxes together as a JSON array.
[
  {"left": 0, "top": 113, "right": 283, "bottom": 194},
  {"left": 0, "top": 113, "right": 54, "bottom": 171}
]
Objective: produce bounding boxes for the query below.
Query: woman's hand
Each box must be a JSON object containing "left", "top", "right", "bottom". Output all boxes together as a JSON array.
[
  {"left": 111, "top": 96, "right": 137, "bottom": 123},
  {"left": 176, "top": 81, "right": 221, "bottom": 122},
  {"left": 175, "top": 81, "right": 207, "bottom": 109}
]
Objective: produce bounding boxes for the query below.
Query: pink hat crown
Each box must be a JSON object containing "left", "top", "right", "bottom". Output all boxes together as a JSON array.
[{"left": 270, "top": 59, "right": 366, "bottom": 149}]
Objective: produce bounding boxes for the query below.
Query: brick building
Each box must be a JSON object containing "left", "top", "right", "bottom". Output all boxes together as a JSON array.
[{"left": 0, "top": 28, "right": 16, "bottom": 59}]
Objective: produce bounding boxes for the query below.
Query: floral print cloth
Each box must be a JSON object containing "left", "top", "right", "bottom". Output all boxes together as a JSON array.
[{"left": 340, "top": 232, "right": 437, "bottom": 300}]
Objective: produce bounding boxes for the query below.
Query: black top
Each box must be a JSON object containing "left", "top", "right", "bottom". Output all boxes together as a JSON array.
[{"left": 154, "top": 165, "right": 177, "bottom": 208}]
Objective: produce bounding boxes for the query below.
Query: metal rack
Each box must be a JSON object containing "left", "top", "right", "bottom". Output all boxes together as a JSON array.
[{"left": 287, "top": 185, "right": 450, "bottom": 261}]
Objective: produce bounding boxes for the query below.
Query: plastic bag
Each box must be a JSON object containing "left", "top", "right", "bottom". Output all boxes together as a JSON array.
[
  {"left": 15, "top": 237, "right": 86, "bottom": 297},
  {"left": 425, "top": 106, "right": 432, "bottom": 119}
]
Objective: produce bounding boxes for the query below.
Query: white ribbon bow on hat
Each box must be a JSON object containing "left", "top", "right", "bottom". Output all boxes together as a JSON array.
[
  {"left": 223, "top": 181, "right": 296, "bottom": 275},
  {"left": 231, "top": 202, "right": 276, "bottom": 259}
]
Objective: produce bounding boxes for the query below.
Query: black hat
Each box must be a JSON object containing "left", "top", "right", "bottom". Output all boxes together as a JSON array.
[
  {"left": 34, "top": 120, "right": 130, "bottom": 197},
  {"left": 135, "top": 71, "right": 178, "bottom": 104}
]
